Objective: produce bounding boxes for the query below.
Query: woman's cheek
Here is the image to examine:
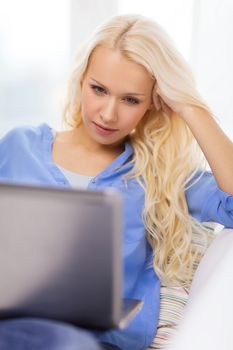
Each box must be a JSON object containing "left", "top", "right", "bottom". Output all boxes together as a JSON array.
[
  {"left": 81, "top": 92, "right": 99, "bottom": 118},
  {"left": 122, "top": 108, "right": 147, "bottom": 127}
]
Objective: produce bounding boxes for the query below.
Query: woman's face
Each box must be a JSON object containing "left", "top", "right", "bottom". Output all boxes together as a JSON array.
[{"left": 80, "top": 46, "right": 154, "bottom": 148}]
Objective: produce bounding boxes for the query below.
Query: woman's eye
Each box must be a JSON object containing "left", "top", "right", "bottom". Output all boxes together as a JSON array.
[
  {"left": 90, "top": 84, "right": 106, "bottom": 95},
  {"left": 124, "top": 96, "right": 140, "bottom": 105}
]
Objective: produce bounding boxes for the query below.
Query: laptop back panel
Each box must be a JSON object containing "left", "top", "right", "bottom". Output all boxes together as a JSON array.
[{"left": 0, "top": 183, "right": 122, "bottom": 329}]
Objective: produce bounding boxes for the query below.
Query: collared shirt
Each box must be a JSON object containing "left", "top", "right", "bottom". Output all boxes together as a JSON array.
[{"left": 1, "top": 123, "right": 233, "bottom": 350}]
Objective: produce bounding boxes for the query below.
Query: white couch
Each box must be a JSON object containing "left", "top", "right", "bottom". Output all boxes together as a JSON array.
[{"left": 170, "top": 228, "right": 233, "bottom": 350}]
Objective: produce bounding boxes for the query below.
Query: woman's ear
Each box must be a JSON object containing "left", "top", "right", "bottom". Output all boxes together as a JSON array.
[{"left": 148, "top": 103, "right": 155, "bottom": 111}]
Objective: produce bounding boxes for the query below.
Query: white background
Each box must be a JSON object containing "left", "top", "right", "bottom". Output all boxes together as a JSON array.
[{"left": 0, "top": 0, "right": 233, "bottom": 139}]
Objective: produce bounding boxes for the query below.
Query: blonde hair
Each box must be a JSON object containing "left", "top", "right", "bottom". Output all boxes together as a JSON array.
[{"left": 63, "top": 14, "right": 213, "bottom": 287}]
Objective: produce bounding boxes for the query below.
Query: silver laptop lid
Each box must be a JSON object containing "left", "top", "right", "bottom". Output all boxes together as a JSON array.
[{"left": 0, "top": 183, "right": 123, "bottom": 329}]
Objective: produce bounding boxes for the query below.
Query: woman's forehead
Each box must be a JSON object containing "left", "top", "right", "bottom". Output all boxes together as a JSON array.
[{"left": 85, "top": 46, "right": 154, "bottom": 94}]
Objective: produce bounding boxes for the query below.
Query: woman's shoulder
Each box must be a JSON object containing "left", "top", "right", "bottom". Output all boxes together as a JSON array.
[
  {"left": 0, "top": 123, "right": 52, "bottom": 147},
  {"left": 1, "top": 123, "right": 51, "bottom": 140}
]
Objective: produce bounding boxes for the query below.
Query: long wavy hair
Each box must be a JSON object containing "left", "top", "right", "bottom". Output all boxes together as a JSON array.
[{"left": 63, "top": 14, "right": 213, "bottom": 287}]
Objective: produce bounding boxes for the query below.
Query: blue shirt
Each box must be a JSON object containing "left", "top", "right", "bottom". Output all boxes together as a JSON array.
[{"left": 1, "top": 123, "right": 233, "bottom": 350}]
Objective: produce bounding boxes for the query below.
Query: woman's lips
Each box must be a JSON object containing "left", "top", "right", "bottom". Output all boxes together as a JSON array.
[{"left": 92, "top": 122, "right": 118, "bottom": 136}]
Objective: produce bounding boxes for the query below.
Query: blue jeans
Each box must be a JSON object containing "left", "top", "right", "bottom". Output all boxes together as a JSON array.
[{"left": 0, "top": 318, "right": 121, "bottom": 350}]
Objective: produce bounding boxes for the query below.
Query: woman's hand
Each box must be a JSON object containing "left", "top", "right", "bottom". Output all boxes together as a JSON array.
[{"left": 152, "top": 85, "right": 233, "bottom": 196}]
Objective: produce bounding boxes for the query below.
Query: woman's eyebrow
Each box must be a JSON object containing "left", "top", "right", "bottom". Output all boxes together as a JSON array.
[{"left": 90, "top": 78, "right": 146, "bottom": 96}]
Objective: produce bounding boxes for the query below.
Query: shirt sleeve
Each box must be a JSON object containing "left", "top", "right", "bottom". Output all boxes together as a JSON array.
[
  {"left": 0, "top": 127, "right": 24, "bottom": 178},
  {"left": 0, "top": 129, "right": 15, "bottom": 177},
  {"left": 185, "top": 171, "right": 233, "bottom": 228},
  {"left": 0, "top": 125, "right": 41, "bottom": 183}
]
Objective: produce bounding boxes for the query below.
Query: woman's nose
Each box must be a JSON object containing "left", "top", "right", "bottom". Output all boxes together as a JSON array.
[{"left": 100, "top": 98, "right": 118, "bottom": 123}]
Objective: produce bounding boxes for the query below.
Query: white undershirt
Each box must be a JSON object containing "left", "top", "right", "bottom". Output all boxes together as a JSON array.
[{"left": 52, "top": 129, "right": 93, "bottom": 189}]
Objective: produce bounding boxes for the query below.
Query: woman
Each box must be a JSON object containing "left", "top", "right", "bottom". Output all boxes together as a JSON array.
[{"left": 0, "top": 14, "right": 233, "bottom": 350}]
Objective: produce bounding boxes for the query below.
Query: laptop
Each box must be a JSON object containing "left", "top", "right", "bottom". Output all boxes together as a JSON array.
[{"left": 0, "top": 182, "right": 143, "bottom": 329}]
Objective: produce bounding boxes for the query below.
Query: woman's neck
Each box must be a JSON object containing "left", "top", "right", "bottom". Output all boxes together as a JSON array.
[{"left": 52, "top": 125, "right": 125, "bottom": 176}]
